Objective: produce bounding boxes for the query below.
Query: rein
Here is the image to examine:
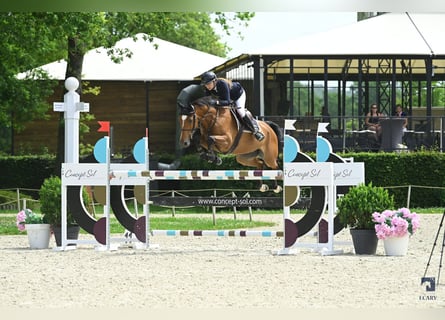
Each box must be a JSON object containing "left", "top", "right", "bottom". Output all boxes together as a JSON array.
[
  {"left": 204, "top": 107, "right": 219, "bottom": 132},
  {"left": 180, "top": 105, "right": 218, "bottom": 136},
  {"left": 197, "top": 104, "right": 242, "bottom": 154},
  {"left": 192, "top": 104, "right": 219, "bottom": 132}
]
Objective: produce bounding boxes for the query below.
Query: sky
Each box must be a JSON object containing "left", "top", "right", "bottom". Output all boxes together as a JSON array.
[{"left": 219, "top": 12, "right": 358, "bottom": 58}]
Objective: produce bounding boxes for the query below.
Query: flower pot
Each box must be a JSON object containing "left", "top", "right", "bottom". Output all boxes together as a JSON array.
[
  {"left": 53, "top": 225, "right": 80, "bottom": 247},
  {"left": 383, "top": 234, "right": 409, "bottom": 256},
  {"left": 350, "top": 229, "right": 378, "bottom": 255},
  {"left": 26, "top": 224, "right": 51, "bottom": 249}
]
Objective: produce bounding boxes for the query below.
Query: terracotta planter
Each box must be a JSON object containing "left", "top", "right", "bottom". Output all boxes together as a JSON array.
[{"left": 26, "top": 224, "right": 51, "bottom": 249}]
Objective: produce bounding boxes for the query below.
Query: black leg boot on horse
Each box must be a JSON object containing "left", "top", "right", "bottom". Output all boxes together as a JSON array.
[
  {"left": 191, "top": 129, "right": 221, "bottom": 165},
  {"left": 203, "top": 136, "right": 222, "bottom": 165},
  {"left": 242, "top": 112, "right": 265, "bottom": 141}
]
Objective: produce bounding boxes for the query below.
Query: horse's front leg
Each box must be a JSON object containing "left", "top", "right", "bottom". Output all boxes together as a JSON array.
[
  {"left": 258, "top": 172, "right": 282, "bottom": 193},
  {"left": 259, "top": 181, "right": 269, "bottom": 192},
  {"left": 259, "top": 177, "right": 282, "bottom": 193},
  {"left": 209, "top": 135, "right": 234, "bottom": 165},
  {"left": 199, "top": 136, "right": 222, "bottom": 165},
  {"left": 235, "top": 155, "right": 282, "bottom": 193},
  {"left": 272, "top": 181, "right": 283, "bottom": 193},
  {"left": 206, "top": 136, "right": 217, "bottom": 163},
  {"left": 192, "top": 129, "right": 204, "bottom": 152}
]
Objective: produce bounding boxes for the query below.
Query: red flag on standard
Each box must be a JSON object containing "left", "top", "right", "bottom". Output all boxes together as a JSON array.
[{"left": 98, "top": 121, "right": 110, "bottom": 133}]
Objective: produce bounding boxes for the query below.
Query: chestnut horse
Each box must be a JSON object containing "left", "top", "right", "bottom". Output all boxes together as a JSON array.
[{"left": 178, "top": 96, "right": 282, "bottom": 192}]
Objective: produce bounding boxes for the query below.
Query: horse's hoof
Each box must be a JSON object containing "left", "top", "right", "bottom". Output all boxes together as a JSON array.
[
  {"left": 259, "top": 184, "right": 269, "bottom": 192},
  {"left": 215, "top": 158, "right": 222, "bottom": 166},
  {"left": 273, "top": 186, "right": 283, "bottom": 193}
]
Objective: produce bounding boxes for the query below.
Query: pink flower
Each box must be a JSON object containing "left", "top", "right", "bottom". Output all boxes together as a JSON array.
[
  {"left": 411, "top": 215, "right": 420, "bottom": 232},
  {"left": 372, "top": 212, "right": 385, "bottom": 224},
  {"left": 16, "top": 210, "right": 26, "bottom": 232},
  {"left": 372, "top": 208, "right": 420, "bottom": 240},
  {"left": 382, "top": 209, "right": 394, "bottom": 218},
  {"left": 401, "top": 208, "right": 413, "bottom": 219},
  {"left": 375, "top": 223, "right": 392, "bottom": 240},
  {"left": 16, "top": 209, "right": 43, "bottom": 231}
]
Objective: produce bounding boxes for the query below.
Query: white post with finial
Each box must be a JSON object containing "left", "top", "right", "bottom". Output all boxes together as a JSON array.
[
  {"left": 53, "top": 77, "right": 89, "bottom": 163},
  {"left": 53, "top": 77, "right": 89, "bottom": 250}
]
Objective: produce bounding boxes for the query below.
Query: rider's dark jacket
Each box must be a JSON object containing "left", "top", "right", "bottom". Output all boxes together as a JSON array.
[{"left": 205, "top": 80, "right": 244, "bottom": 107}]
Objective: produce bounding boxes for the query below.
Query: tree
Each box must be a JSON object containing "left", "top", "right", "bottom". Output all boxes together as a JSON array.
[
  {"left": 0, "top": 12, "right": 254, "bottom": 156},
  {"left": 0, "top": 13, "right": 62, "bottom": 154},
  {"left": 54, "top": 12, "right": 253, "bottom": 171}
]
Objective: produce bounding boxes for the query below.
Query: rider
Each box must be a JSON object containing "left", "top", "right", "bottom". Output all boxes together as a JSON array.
[
  {"left": 200, "top": 71, "right": 265, "bottom": 141},
  {"left": 176, "top": 84, "right": 206, "bottom": 115}
]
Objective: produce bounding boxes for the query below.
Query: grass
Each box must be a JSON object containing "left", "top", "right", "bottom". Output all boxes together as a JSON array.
[
  {"left": 1, "top": 205, "right": 443, "bottom": 236},
  {"left": 0, "top": 208, "right": 277, "bottom": 236},
  {"left": 149, "top": 216, "right": 275, "bottom": 230}
]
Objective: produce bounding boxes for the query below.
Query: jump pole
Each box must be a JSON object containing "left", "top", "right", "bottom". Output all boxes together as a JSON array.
[
  {"left": 110, "top": 138, "right": 361, "bottom": 255},
  {"left": 151, "top": 230, "right": 284, "bottom": 237},
  {"left": 110, "top": 170, "right": 284, "bottom": 180},
  {"left": 126, "top": 164, "right": 341, "bottom": 255},
  {"left": 112, "top": 168, "right": 285, "bottom": 249}
]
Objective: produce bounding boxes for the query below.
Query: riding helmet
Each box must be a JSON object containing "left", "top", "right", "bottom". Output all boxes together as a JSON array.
[{"left": 200, "top": 71, "right": 217, "bottom": 85}]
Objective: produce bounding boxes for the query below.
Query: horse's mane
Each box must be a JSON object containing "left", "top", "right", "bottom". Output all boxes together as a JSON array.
[{"left": 192, "top": 96, "right": 214, "bottom": 107}]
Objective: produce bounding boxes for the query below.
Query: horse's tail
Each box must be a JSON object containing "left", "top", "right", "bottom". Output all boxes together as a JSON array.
[{"left": 265, "top": 121, "right": 283, "bottom": 153}]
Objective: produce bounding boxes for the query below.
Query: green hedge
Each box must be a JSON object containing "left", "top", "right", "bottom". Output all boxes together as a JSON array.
[
  {"left": 0, "top": 155, "right": 56, "bottom": 198},
  {"left": 1, "top": 152, "right": 444, "bottom": 208},
  {"left": 344, "top": 151, "right": 445, "bottom": 208}
]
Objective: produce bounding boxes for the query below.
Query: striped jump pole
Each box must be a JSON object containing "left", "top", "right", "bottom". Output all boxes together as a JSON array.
[
  {"left": 132, "top": 218, "right": 284, "bottom": 243},
  {"left": 125, "top": 169, "right": 285, "bottom": 247},
  {"left": 110, "top": 169, "right": 283, "bottom": 181},
  {"left": 151, "top": 230, "right": 284, "bottom": 237}
]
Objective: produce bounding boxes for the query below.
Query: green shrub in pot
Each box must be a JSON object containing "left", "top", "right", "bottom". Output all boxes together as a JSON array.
[
  {"left": 337, "top": 182, "right": 395, "bottom": 230},
  {"left": 39, "top": 176, "right": 77, "bottom": 226}
]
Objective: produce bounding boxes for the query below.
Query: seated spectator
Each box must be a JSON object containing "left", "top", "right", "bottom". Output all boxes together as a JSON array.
[
  {"left": 394, "top": 104, "right": 408, "bottom": 130},
  {"left": 365, "top": 103, "right": 383, "bottom": 140}
]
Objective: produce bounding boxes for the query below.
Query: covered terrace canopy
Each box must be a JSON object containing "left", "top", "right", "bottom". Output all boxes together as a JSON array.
[
  {"left": 206, "top": 12, "right": 445, "bottom": 123},
  {"left": 31, "top": 33, "right": 225, "bottom": 81}
]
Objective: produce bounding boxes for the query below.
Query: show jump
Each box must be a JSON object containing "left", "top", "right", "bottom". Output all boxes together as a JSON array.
[{"left": 55, "top": 77, "right": 365, "bottom": 255}]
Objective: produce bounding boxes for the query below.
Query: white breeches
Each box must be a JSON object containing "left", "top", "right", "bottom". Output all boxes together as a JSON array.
[{"left": 234, "top": 91, "right": 246, "bottom": 117}]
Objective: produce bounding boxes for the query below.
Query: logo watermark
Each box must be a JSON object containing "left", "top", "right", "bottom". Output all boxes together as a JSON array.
[{"left": 419, "top": 277, "right": 437, "bottom": 301}]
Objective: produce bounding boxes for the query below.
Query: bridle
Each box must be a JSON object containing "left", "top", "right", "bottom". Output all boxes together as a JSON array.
[
  {"left": 180, "top": 104, "right": 219, "bottom": 135},
  {"left": 180, "top": 112, "right": 198, "bottom": 133}
]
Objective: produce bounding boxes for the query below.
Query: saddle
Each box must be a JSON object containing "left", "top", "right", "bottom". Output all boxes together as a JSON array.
[
  {"left": 229, "top": 107, "right": 244, "bottom": 132},
  {"left": 224, "top": 107, "right": 252, "bottom": 154}
]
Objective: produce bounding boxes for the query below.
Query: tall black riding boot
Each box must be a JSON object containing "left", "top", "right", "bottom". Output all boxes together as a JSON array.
[{"left": 242, "top": 115, "right": 265, "bottom": 141}]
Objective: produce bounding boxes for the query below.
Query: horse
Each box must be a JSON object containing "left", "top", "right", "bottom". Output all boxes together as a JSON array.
[{"left": 178, "top": 96, "right": 283, "bottom": 193}]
